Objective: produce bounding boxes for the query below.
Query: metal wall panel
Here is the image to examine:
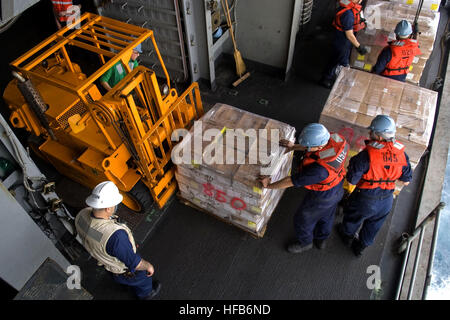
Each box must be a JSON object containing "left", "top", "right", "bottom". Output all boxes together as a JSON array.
[
  {"left": 0, "top": 184, "right": 71, "bottom": 291},
  {"left": 233, "top": 0, "right": 297, "bottom": 69},
  {"left": 1, "top": 0, "right": 40, "bottom": 26},
  {"left": 0, "top": 117, "right": 70, "bottom": 291},
  {"left": 98, "top": 0, "right": 188, "bottom": 82}
]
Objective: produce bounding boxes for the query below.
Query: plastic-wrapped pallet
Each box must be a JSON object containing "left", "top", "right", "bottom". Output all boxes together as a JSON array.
[
  {"left": 387, "top": 0, "right": 441, "bottom": 13},
  {"left": 319, "top": 68, "right": 438, "bottom": 195},
  {"left": 172, "top": 103, "right": 296, "bottom": 237},
  {"left": 364, "top": 0, "right": 440, "bottom": 40},
  {"left": 350, "top": 0, "right": 440, "bottom": 84}
]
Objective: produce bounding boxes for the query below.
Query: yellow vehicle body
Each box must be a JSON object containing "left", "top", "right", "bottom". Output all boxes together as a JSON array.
[{"left": 3, "top": 13, "right": 203, "bottom": 211}]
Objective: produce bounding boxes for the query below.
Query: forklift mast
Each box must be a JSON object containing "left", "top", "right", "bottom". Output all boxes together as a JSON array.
[{"left": 3, "top": 13, "right": 203, "bottom": 210}]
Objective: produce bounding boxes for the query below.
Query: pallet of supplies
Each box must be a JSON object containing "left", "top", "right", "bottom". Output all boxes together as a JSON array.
[
  {"left": 350, "top": 0, "right": 440, "bottom": 84},
  {"left": 388, "top": 0, "right": 441, "bottom": 13},
  {"left": 319, "top": 68, "right": 438, "bottom": 195},
  {"left": 172, "top": 103, "right": 296, "bottom": 237}
]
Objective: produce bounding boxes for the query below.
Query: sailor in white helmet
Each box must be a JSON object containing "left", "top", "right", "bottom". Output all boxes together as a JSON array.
[{"left": 75, "top": 181, "right": 161, "bottom": 300}]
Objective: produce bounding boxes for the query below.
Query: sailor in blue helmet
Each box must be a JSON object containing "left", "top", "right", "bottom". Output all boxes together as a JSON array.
[
  {"left": 259, "top": 124, "right": 349, "bottom": 253},
  {"left": 373, "top": 20, "right": 422, "bottom": 82},
  {"left": 338, "top": 115, "right": 413, "bottom": 257}
]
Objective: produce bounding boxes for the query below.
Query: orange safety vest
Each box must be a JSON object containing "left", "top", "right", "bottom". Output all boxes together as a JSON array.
[
  {"left": 357, "top": 140, "right": 407, "bottom": 190},
  {"left": 52, "top": 0, "right": 74, "bottom": 22},
  {"left": 382, "top": 39, "right": 422, "bottom": 76},
  {"left": 301, "top": 133, "right": 349, "bottom": 191},
  {"left": 333, "top": 0, "right": 366, "bottom": 33}
]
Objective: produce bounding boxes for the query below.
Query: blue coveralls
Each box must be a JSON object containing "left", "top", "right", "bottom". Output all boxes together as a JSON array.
[
  {"left": 291, "top": 163, "right": 344, "bottom": 245},
  {"left": 342, "top": 149, "right": 413, "bottom": 247},
  {"left": 372, "top": 47, "right": 407, "bottom": 82},
  {"left": 322, "top": 10, "right": 355, "bottom": 81},
  {"left": 106, "top": 229, "right": 153, "bottom": 298}
]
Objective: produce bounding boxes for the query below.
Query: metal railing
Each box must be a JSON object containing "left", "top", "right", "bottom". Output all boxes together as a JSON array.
[{"left": 395, "top": 202, "right": 446, "bottom": 300}]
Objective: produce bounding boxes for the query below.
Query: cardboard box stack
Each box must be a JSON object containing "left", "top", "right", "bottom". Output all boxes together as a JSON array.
[
  {"left": 319, "top": 68, "right": 438, "bottom": 195},
  {"left": 172, "top": 103, "right": 296, "bottom": 237},
  {"left": 349, "top": 0, "right": 440, "bottom": 84}
]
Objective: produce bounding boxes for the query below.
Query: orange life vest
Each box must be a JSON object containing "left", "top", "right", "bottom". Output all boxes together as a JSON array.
[
  {"left": 382, "top": 39, "right": 422, "bottom": 76},
  {"left": 333, "top": 0, "right": 366, "bottom": 33},
  {"left": 357, "top": 140, "right": 407, "bottom": 190},
  {"left": 301, "top": 133, "right": 349, "bottom": 191},
  {"left": 52, "top": 0, "right": 74, "bottom": 22}
]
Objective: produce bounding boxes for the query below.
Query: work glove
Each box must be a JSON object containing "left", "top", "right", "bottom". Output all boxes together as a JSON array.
[
  {"left": 343, "top": 179, "right": 356, "bottom": 194},
  {"left": 355, "top": 45, "right": 368, "bottom": 55},
  {"left": 338, "top": 179, "right": 356, "bottom": 210}
]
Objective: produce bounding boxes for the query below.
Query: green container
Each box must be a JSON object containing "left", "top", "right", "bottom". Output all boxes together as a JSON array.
[{"left": 0, "top": 157, "right": 15, "bottom": 179}]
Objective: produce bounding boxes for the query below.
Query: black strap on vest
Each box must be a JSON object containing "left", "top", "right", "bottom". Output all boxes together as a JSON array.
[
  {"left": 384, "top": 66, "right": 409, "bottom": 71},
  {"left": 317, "top": 167, "right": 344, "bottom": 186},
  {"left": 362, "top": 178, "right": 396, "bottom": 185}
]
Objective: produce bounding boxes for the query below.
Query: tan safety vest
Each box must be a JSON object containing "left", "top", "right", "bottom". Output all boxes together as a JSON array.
[{"left": 75, "top": 208, "right": 137, "bottom": 274}]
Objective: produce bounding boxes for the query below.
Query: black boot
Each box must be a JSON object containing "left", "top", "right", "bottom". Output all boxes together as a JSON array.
[
  {"left": 319, "top": 77, "right": 333, "bottom": 89},
  {"left": 286, "top": 241, "right": 313, "bottom": 254},
  {"left": 337, "top": 223, "right": 354, "bottom": 247},
  {"left": 140, "top": 280, "right": 161, "bottom": 300},
  {"left": 351, "top": 239, "right": 367, "bottom": 257},
  {"left": 313, "top": 239, "right": 327, "bottom": 250}
]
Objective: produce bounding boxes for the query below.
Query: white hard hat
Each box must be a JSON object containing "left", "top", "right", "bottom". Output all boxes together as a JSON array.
[{"left": 85, "top": 181, "right": 123, "bottom": 209}]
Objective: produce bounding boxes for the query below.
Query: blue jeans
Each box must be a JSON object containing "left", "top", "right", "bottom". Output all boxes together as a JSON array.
[
  {"left": 342, "top": 191, "right": 394, "bottom": 247},
  {"left": 382, "top": 73, "right": 407, "bottom": 82},
  {"left": 322, "top": 32, "right": 353, "bottom": 81},
  {"left": 112, "top": 270, "right": 153, "bottom": 298},
  {"left": 294, "top": 189, "right": 343, "bottom": 245}
]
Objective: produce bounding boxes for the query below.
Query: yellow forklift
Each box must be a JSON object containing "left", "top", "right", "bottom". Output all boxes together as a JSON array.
[{"left": 3, "top": 13, "right": 203, "bottom": 212}]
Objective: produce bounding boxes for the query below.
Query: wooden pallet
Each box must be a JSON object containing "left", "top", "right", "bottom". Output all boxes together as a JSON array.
[{"left": 176, "top": 193, "right": 266, "bottom": 239}]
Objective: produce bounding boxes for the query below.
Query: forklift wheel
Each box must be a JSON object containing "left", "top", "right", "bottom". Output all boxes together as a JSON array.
[{"left": 122, "top": 181, "right": 154, "bottom": 214}]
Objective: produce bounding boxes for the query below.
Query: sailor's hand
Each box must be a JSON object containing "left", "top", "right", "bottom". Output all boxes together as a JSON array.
[
  {"left": 279, "top": 139, "right": 294, "bottom": 148},
  {"left": 280, "top": 139, "right": 295, "bottom": 153},
  {"left": 258, "top": 175, "right": 271, "bottom": 188},
  {"left": 146, "top": 263, "right": 154, "bottom": 277}
]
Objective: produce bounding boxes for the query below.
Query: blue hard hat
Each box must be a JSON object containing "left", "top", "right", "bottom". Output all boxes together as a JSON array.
[
  {"left": 395, "top": 20, "right": 413, "bottom": 38},
  {"left": 133, "top": 43, "right": 142, "bottom": 53},
  {"left": 298, "top": 123, "right": 330, "bottom": 148},
  {"left": 368, "top": 115, "right": 396, "bottom": 137}
]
